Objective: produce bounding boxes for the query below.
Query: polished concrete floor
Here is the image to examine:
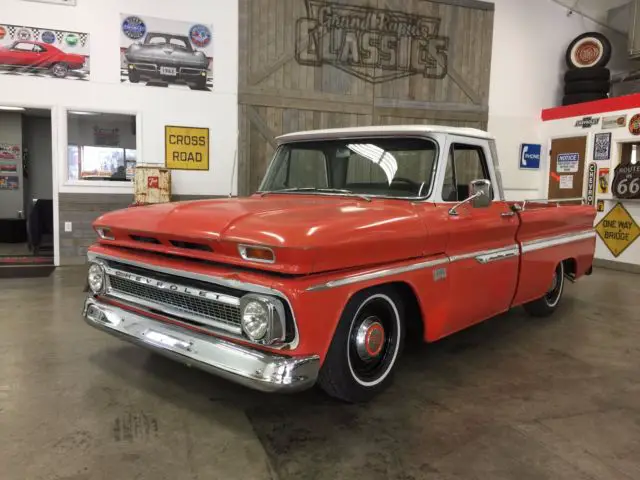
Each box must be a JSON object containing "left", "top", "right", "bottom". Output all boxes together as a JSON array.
[{"left": 1, "top": 266, "right": 639, "bottom": 480}]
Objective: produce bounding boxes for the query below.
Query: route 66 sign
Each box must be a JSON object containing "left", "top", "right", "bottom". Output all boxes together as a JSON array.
[{"left": 612, "top": 163, "right": 640, "bottom": 199}]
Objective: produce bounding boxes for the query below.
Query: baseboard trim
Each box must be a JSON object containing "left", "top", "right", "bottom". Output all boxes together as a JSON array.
[{"left": 593, "top": 258, "right": 640, "bottom": 274}]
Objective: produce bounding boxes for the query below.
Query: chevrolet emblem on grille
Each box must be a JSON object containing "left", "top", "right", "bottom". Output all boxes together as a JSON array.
[{"left": 110, "top": 269, "right": 240, "bottom": 305}]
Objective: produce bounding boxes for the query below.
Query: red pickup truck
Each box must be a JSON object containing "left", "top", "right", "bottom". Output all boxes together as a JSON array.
[{"left": 83, "top": 126, "right": 596, "bottom": 402}]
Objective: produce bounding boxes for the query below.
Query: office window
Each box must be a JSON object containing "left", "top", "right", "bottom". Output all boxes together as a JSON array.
[{"left": 67, "top": 112, "right": 137, "bottom": 182}]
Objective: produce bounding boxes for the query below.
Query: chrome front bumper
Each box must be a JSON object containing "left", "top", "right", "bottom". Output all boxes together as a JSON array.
[{"left": 82, "top": 297, "right": 319, "bottom": 393}]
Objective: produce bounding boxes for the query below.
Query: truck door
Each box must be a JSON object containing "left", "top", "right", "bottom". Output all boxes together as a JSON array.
[{"left": 438, "top": 136, "right": 520, "bottom": 335}]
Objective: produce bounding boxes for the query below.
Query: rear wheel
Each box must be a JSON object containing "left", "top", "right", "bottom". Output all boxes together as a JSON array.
[
  {"left": 318, "top": 286, "right": 405, "bottom": 403},
  {"left": 523, "top": 262, "right": 565, "bottom": 317},
  {"left": 50, "top": 63, "right": 69, "bottom": 78}
]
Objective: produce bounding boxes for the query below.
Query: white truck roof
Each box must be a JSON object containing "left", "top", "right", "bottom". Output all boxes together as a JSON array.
[{"left": 276, "top": 125, "right": 494, "bottom": 144}]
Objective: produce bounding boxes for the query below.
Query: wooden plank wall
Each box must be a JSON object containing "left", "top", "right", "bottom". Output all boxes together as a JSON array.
[{"left": 238, "top": 0, "right": 494, "bottom": 195}]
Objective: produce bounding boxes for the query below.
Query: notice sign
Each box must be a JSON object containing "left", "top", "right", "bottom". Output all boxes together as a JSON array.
[
  {"left": 165, "top": 126, "right": 209, "bottom": 171},
  {"left": 557, "top": 153, "right": 579, "bottom": 173},
  {"left": 595, "top": 203, "right": 640, "bottom": 257},
  {"left": 559, "top": 175, "right": 574, "bottom": 189}
]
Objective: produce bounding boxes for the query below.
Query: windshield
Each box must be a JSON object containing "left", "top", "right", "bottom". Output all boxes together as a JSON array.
[
  {"left": 145, "top": 34, "right": 191, "bottom": 51},
  {"left": 259, "top": 138, "right": 438, "bottom": 198}
]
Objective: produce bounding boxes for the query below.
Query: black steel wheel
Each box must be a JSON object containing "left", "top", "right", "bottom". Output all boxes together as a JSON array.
[
  {"left": 524, "top": 262, "right": 565, "bottom": 317},
  {"left": 318, "top": 286, "right": 405, "bottom": 402}
]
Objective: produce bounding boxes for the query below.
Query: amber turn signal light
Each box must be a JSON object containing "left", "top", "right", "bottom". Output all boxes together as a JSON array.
[
  {"left": 95, "top": 227, "right": 115, "bottom": 241},
  {"left": 238, "top": 245, "right": 275, "bottom": 264}
]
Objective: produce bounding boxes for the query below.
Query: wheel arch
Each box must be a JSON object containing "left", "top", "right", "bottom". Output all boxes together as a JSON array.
[{"left": 341, "top": 280, "right": 425, "bottom": 343}]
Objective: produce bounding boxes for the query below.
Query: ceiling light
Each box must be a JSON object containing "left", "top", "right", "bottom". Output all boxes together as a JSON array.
[
  {"left": 69, "top": 111, "right": 100, "bottom": 116},
  {"left": 0, "top": 106, "right": 25, "bottom": 111}
]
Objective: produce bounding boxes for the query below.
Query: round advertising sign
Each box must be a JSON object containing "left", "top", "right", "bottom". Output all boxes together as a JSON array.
[
  {"left": 629, "top": 114, "right": 640, "bottom": 136},
  {"left": 122, "top": 16, "right": 147, "bottom": 40},
  {"left": 65, "top": 34, "right": 79, "bottom": 47},
  {"left": 17, "top": 28, "right": 32, "bottom": 41},
  {"left": 189, "top": 24, "right": 211, "bottom": 48},
  {"left": 0, "top": 26, "right": 6, "bottom": 40},
  {"left": 41, "top": 31, "right": 56, "bottom": 44}
]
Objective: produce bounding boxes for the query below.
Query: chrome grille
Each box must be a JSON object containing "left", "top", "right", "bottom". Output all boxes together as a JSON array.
[{"left": 107, "top": 275, "right": 241, "bottom": 329}]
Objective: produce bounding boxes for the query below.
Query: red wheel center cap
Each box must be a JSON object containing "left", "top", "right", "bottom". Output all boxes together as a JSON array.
[
  {"left": 576, "top": 41, "right": 599, "bottom": 65},
  {"left": 364, "top": 324, "right": 385, "bottom": 357}
]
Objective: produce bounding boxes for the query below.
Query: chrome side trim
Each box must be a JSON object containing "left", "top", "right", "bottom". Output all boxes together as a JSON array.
[
  {"left": 475, "top": 245, "right": 520, "bottom": 264},
  {"left": 86, "top": 251, "right": 300, "bottom": 349},
  {"left": 450, "top": 245, "right": 519, "bottom": 264},
  {"left": 521, "top": 230, "right": 596, "bottom": 253},
  {"left": 520, "top": 197, "right": 584, "bottom": 211},
  {"left": 82, "top": 297, "right": 319, "bottom": 393},
  {"left": 306, "top": 257, "right": 450, "bottom": 292}
]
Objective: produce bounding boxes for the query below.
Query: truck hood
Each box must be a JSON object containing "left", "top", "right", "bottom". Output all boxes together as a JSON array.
[{"left": 93, "top": 195, "right": 437, "bottom": 275}]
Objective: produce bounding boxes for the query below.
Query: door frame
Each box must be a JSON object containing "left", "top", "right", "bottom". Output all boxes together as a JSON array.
[
  {"left": 545, "top": 134, "right": 589, "bottom": 200},
  {"left": 0, "top": 100, "right": 58, "bottom": 266}
]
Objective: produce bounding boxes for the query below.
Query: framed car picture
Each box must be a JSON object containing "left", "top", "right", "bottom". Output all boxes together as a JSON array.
[
  {"left": 120, "top": 14, "right": 213, "bottom": 92},
  {"left": 0, "top": 23, "right": 89, "bottom": 80}
]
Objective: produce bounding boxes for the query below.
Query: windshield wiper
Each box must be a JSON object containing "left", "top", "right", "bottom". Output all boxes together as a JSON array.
[{"left": 260, "top": 187, "right": 371, "bottom": 202}]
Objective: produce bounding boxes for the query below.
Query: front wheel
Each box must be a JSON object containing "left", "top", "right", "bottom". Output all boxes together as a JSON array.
[
  {"left": 318, "top": 286, "right": 405, "bottom": 403},
  {"left": 523, "top": 262, "right": 565, "bottom": 317}
]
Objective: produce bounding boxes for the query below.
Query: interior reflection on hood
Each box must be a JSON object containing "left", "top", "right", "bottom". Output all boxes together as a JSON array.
[{"left": 346, "top": 144, "right": 398, "bottom": 185}]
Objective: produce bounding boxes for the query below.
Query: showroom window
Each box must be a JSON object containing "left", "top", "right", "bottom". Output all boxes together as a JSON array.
[{"left": 67, "top": 111, "right": 137, "bottom": 182}]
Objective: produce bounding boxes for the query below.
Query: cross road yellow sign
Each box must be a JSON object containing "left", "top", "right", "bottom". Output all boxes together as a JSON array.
[
  {"left": 165, "top": 125, "right": 209, "bottom": 171},
  {"left": 595, "top": 202, "right": 640, "bottom": 257}
]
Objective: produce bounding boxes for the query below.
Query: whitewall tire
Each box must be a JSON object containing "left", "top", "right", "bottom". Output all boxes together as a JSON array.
[{"left": 318, "top": 286, "right": 405, "bottom": 403}]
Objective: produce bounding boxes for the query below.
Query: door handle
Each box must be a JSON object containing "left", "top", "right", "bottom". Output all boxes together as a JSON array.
[{"left": 501, "top": 211, "right": 516, "bottom": 218}]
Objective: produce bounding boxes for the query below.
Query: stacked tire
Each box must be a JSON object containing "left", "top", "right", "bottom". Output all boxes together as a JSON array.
[{"left": 563, "top": 32, "right": 612, "bottom": 106}]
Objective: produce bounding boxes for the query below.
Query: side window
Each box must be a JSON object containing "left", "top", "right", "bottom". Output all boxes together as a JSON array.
[
  {"left": 13, "top": 43, "right": 35, "bottom": 52},
  {"left": 443, "top": 144, "right": 492, "bottom": 201},
  {"left": 34, "top": 45, "right": 46, "bottom": 53}
]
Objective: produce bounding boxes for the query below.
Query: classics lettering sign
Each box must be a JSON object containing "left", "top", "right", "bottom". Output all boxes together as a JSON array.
[
  {"left": 295, "top": 0, "right": 449, "bottom": 83},
  {"left": 165, "top": 126, "right": 209, "bottom": 171},
  {"left": 612, "top": 163, "right": 640, "bottom": 199}
]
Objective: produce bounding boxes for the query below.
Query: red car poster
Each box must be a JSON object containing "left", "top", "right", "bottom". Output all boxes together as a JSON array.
[
  {"left": 0, "top": 23, "right": 90, "bottom": 80},
  {"left": 0, "top": 143, "right": 20, "bottom": 160},
  {"left": 0, "top": 175, "right": 19, "bottom": 190}
]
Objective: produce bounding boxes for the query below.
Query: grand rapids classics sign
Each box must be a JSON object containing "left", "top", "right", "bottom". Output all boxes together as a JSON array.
[{"left": 295, "top": 0, "right": 449, "bottom": 84}]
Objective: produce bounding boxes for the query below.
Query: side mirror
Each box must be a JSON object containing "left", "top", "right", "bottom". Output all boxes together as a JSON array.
[
  {"left": 469, "top": 179, "right": 492, "bottom": 208},
  {"left": 448, "top": 178, "right": 493, "bottom": 216}
]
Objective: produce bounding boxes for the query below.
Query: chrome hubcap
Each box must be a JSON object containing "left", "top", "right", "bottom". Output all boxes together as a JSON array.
[{"left": 355, "top": 317, "right": 385, "bottom": 361}]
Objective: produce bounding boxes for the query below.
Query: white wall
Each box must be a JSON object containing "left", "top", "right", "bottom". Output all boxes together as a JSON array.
[
  {"left": 488, "top": 0, "right": 629, "bottom": 200},
  {"left": 0, "top": 112, "right": 23, "bottom": 218},
  {"left": 23, "top": 116, "right": 52, "bottom": 201},
  {"left": 1, "top": 0, "right": 239, "bottom": 197},
  {"left": 541, "top": 105, "right": 640, "bottom": 267}
]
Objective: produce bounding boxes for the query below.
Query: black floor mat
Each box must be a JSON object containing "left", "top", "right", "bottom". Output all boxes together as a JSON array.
[{"left": 0, "top": 265, "right": 55, "bottom": 278}]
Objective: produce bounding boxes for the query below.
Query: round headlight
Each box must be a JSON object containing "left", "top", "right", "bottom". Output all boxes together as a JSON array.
[
  {"left": 241, "top": 300, "right": 269, "bottom": 340},
  {"left": 87, "top": 263, "right": 105, "bottom": 294}
]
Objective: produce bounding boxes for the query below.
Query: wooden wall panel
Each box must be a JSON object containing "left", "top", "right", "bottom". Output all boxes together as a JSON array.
[{"left": 238, "top": 0, "right": 494, "bottom": 195}]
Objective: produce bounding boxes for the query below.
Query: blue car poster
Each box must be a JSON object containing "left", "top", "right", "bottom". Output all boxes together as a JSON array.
[{"left": 120, "top": 14, "right": 213, "bottom": 91}]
